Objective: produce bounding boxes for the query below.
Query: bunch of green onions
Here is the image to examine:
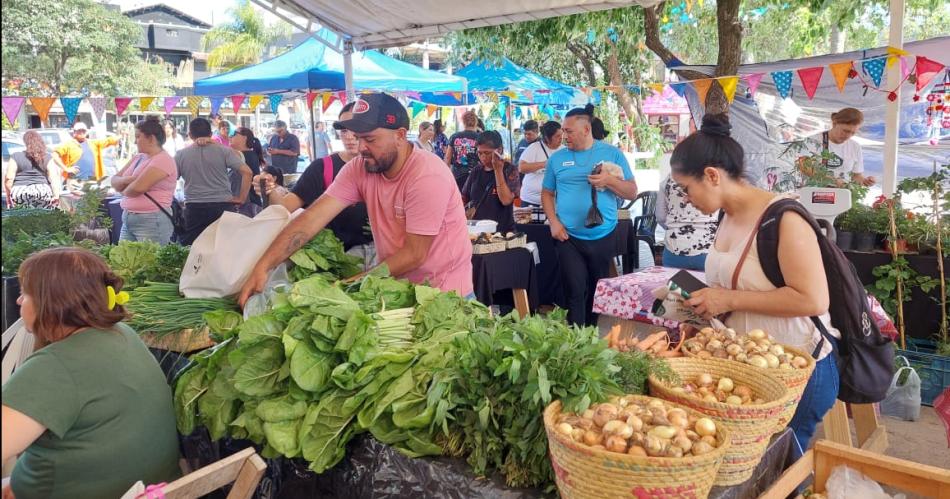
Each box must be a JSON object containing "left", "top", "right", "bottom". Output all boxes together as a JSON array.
[{"left": 126, "top": 282, "right": 238, "bottom": 337}]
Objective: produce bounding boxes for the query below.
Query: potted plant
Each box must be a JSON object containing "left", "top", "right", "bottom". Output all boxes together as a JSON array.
[
  {"left": 847, "top": 205, "right": 878, "bottom": 252},
  {"left": 834, "top": 207, "right": 859, "bottom": 250}
]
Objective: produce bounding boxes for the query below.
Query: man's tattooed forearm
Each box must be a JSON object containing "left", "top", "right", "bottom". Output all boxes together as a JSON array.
[{"left": 288, "top": 231, "right": 307, "bottom": 253}]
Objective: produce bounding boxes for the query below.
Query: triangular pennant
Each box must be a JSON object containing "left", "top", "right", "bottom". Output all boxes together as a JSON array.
[
  {"left": 451, "top": 92, "right": 463, "bottom": 103},
  {"left": 1, "top": 96, "right": 26, "bottom": 125},
  {"left": 441, "top": 107, "right": 454, "bottom": 121},
  {"left": 230, "top": 95, "right": 245, "bottom": 115},
  {"left": 269, "top": 94, "right": 283, "bottom": 114},
  {"left": 139, "top": 96, "right": 155, "bottom": 111},
  {"left": 163, "top": 96, "right": 182, "bottom": 117},
  {"left": 60, "top": 97, "right": 83, "bottom": 124},
  {"left": 829, "top": 61, "right": 853, "bottom": 92},
  {"left": 771, "top": 71, "right": 794, "bottom": 99},
  {"left": 692, "top": 79, "right": 713, "bottom": 108},
  {"left": 523, "top": 90, "right": 534, "bottom": 102},
  {"left": 886, "top": 47, "right": 910, "bottom": 68},
  {"left": 210, "top": 96, "right": 224, "bottom": 116},
  {"left": 30, "top": 97, "right": 56, "bottom": 124},
  {"left": 306, "top": 92, "right": 318, "bottom": 109},
  {"left": 719, "top": 76, "right": 739, "bottom": 103},
  {"left": 321, "top": 93, "right": 335, "bottom": 113},
  {"left": 670, "top": 82, "right": 688, "bottom": 97},
  {"left": 405, "top": 91, "right": 421, "bottom": 101},
  {"left": 899, "top": 57, "right": 911, "bottom": 80},
  {"left": 862, "top": 57, "right": 886, "bottom": 87},
  {"left": 514, "top": 106, "right": 523, "bottom": 119},
  {"left": 187, "top": 96, "right": 203, "bottom": 117},
  {"left": 425, "top": 105, "right": 438, "bottom": 118},
  {"left": 335, "top": 91, "right": 347, "bottom": 105},
  {"left": 410, "top": 102, "right": 426, "bottom": 118},
  {"left": 88, "top": 97, "right": 108, "bottom": 121},
  {"left": 797, "top": 66, "right": 824, "bottom": 100},
  {"left": 248, "top": 95, "right": 264, "bottom": 110},
  {"left": 744, "top": 73, "right": 764, "bottom": 96},
  {"left": 115, "top": 97, "right": 133, "bottom": 117},
  {"left": 916, "top": 56, "right": 946, "bottom": 92},
  {"left": 649, "top": 83, "right": 665, "bottom": 94}
]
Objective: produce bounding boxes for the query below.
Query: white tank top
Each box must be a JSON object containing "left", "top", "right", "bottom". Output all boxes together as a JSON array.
[{"left": 705, "top": 202, "right": 839, "bottom": 360}]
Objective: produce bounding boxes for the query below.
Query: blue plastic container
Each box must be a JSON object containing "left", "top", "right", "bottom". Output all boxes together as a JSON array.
[{"left": 898, "top": 339, "right": 950, "bottom": 406}]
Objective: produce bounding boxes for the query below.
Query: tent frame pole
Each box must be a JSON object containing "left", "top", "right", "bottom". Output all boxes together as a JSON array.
[
  {"left": 309, "top": 98, "right": 317, "bottom": 163},
  {"left": 344, "top": 40, "right": 356, "bottom": 102},
  {"left": 882, "top": 0, "right": 904, "bottom": 196}
]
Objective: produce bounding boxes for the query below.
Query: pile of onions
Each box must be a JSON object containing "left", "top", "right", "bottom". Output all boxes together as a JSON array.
[
  {"left": 555, "top": 396, "right": 722, "bottom": 457},
  {"left": 672, "top": 373, "right": 765, "bottom": 406},
  {"left": 683, "top": 328, "right": 809, "bottom": 370}
]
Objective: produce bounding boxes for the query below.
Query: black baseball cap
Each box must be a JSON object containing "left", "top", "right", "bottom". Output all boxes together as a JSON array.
[{"left": 333, "top": 92, "right": 410, "bottom": 133}]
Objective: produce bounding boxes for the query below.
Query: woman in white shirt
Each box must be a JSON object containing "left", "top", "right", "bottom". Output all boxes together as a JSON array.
[
  {"left": 811, "top": 107, "right": 875, "bottom": 187},
  {"left": 413, "top": 121, "right": 435, "bottom": 153},
  {"left": 517, "top": 121, "right": 563, "bottom": 207},
  {"left": 162, "top": 120, "right": 185, "bottom": 157},
  {"left": 674, "top": 113, "right": 840, "bottom": 451}
]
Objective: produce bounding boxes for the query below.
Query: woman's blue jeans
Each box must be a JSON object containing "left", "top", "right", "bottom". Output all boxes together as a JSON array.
[
  {"left": 661, "top": 248, "right": 707, "bottom": 271},
  {"left": 789, "top": 345, "right": 840, "bottom": 451}
]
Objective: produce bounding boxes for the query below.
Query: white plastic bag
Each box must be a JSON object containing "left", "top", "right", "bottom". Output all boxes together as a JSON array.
[
  {"left": 880, "top": 356, "right": 921, "bottom": 421},
  {"left": 826, "top": 465, "right": 905, "bottom": 499},
  {"left": 179, "top": 205, "right": 291, "bottom": 298}
]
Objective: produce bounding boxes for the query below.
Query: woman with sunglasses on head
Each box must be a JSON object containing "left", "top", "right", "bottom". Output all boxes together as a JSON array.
[
  {"left": 675, "top": 113, "right": 840, "bottom": 451},
  {"left": 1, "top": 248, "right": 180, "bottom": 499}
]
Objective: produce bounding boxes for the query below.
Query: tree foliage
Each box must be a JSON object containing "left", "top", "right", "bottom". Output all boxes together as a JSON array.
[
  {"left": 1, "top": 0, "right": 175, "bottom": 95},
  {"left": 203, "top": 0, "right": 291, "bottom": 73}
]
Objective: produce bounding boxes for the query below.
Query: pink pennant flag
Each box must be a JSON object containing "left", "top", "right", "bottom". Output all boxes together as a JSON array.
[
  {"left": 230, "top": 95, "right": 245, "bottom": 115},
  {"left": 899, "top": 57, "right": 911, "bottom": 80},
  {"left": 405, "top": 91, "right": 422, "bottom": 101},
  {"left": 744, "top": 73, "right": 765, "bottom": 96},
  {"left": 1, "top": 96, "right": 26, "bottom": 125},
  {"left": 115, "top": 97, "right": 133, "bottom": 117},
  {"left": 797, "top": 66, "right": 824, "bottom": 100},
  {"left": 88, "top": 97, "right": 108, "bottom": 121},
  {"left": 916, "top": 56, "right": 946, "bottom": 93},
  {"left": 164, "top": 96, "right": 182, "bottom": 117},
  {"left": 306, "top": 92, "right": 318, "bottom": 109},
  {"left": 335, "top": 91, "right": 347, "bottom": 105}
]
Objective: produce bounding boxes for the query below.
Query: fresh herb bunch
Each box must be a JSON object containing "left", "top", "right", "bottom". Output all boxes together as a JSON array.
[
  {"left": 108, "top": 242, "right": 189, "bottom": 290},
  {"left": 288, "top": 230, "right": 363, "bottom": 281},
  {"left": 126, "top": 282, "right": 238, "bottom": 336},
  {"left": 1, "top": 208, "right": 72, "bottom": 241},
  {"left": 1, "top": 232, "right": 74, "bottom": 277}
]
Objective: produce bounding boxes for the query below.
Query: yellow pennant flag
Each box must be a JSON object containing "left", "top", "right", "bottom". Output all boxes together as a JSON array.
[
  {"left": 321, "top": 93, "right": 334, "bottom": 113},
  {"left": 693, "top": 79, "right": 714, "bottom": 108},
  {"left": 441, "top": 107, "right": 455, "bottom": 121},
  {"left": 425, "top": 105, "right": 438, "bottom": 118},
  {"left": 139, "top": 96, "right": 155, "bottom": 111},
  {"left": 828, "top": 61, "right": 852, "bottom": 93},
  {"left": 719, "top": 76, "right": 739, "bottom": 103},
  {"left": 30, "top": 97, "right": 56, "bottom": 124},
  {"left": 248, "top": 95, "right": 264, "bottom": 110},
  {"left": 501, "top": 91, "right": 518, "bottom": 100},
  {"left": 650, "top": 83, "right": 665, "bottom": 94},
  {"left": 187, "top": 96, "right": 203, "bottom": 116},
  {"left": 886, "top": 47, "right": 910, "bottom": 68}
]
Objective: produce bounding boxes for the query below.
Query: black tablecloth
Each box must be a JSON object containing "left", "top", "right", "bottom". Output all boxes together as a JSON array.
[
  {"left": 844, "top": 250, "right": 947, "bottom": 340},
  {"left": 471, "top": 247, "right": 539, "bottom": 312},
  {"left": 517, "top": 221, "right": 633, "bottom": 308}
]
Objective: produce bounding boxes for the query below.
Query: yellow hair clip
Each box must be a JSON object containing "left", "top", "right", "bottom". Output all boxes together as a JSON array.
[{"left": 107, "top": 285, "right": 130, "bottom": 310}]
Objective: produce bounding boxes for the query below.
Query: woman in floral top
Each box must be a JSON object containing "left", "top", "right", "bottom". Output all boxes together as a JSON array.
[{"left": 656, "top": 175, "right": 719, "bottom": 271}]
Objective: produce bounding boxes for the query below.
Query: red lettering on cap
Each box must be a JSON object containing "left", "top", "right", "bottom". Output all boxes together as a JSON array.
[
  {"left": 354, "top": 100, "right": 370, "bottom": 113},
  {"left": 386, "top": 114, "right": 396, "bottom": 124}
]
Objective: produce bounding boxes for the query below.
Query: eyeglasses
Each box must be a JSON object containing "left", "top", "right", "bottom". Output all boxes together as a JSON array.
[{"left": 476, "top": 150, "right": 497, "bottom": 157}]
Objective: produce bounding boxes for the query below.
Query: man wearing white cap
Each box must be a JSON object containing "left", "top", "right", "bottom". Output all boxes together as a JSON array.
[{"left": 55, "top": 122, "right": 119, "bottom": 181}]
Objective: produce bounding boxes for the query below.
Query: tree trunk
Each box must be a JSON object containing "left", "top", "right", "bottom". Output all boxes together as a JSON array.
[
  {"left": 605, "top": 37, "right": 638, "bottom": 128},
  {"left": 566, "top": 41, "right": 598, "bottom": 87},
  {"left": 829, "top": 25, "right": 847, "bottom": 53}
]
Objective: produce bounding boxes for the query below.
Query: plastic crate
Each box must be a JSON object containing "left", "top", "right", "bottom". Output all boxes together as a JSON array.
[{"left": 898, "top": 339, "right": 950, "bottom": 406}]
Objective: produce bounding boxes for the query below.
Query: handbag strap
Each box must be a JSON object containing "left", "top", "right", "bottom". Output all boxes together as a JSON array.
[
  {"left": 470, "top": 170, "right": 497, "bottom": 214},
  {"left": 322, "top": 155, "right": 334, "bottom": 189},
  {"left": 821, "top": 131, "right": 830, "bottom": 168},
  {"left": 729, "top": 202, "right": 778, "bottom": 290},
  {"left": 143, "top": 192, "right": 177, "bottom": 225}
]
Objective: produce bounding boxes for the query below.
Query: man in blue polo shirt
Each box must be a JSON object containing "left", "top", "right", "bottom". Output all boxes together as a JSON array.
[{"left": 541, "top": 104, "right": 638, "bottom": 326}]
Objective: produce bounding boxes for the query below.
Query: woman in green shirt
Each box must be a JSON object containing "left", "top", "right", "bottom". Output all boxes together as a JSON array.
[{"left": 1, "top": 247, "right": 181, "bottom": 499}]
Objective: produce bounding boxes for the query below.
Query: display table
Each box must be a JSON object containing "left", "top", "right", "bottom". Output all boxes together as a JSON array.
[{"left": 471, "top": 247, "right": 539, "bottom": 318}]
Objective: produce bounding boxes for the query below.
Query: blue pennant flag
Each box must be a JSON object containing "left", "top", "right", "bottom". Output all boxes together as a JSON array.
[
  {"left": 60, "top": 97, "right": 83, "bottom": 124},
  {"left": 268, "top": 94, "right": 283, "bottom": 114},
  {"left": 670, "top": 82, "right": 687, "bottom": 97},
  {"left": 862, "top": 57, "right": 887, "bottom": 87},
  {"left": 210, "top": 97, "right": 224, "bottom": 116},
  {"left": 771, "top": 71, "right": 794, "bottom": 99}
]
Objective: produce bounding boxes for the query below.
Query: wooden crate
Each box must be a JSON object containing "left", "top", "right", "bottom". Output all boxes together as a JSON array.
[
  {"left": 140, "top": 327, "right": 214, "bottom": 353},
  {"left": 759, "top": 440, "right": 950, "bottom": 499}
]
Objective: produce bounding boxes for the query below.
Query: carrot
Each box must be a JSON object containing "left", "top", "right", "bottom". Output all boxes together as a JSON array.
[
  {"left": 650, "top": 338, "right": 669, "bottom": 354},
  {"left": 636, "top": 331, "right": 668, "bottom": 352},
  {"left": 606, "top": 324, "right": 621, "bottom": 347},
  {"left": 657, "top": 349, "right": 683, "bottom": 358}
]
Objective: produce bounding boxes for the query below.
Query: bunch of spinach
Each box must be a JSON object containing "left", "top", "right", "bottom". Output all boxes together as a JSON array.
[
  {"left": 288, "top": 230, "right": 363, "bottom": 281},
  {"left": 107, "top": 242, "right": 190, "bottom": 290}
]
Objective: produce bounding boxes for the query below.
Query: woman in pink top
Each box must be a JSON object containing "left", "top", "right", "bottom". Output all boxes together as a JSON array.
[{"left": 110, "top": 117, "right": 179, "bottom": 244}]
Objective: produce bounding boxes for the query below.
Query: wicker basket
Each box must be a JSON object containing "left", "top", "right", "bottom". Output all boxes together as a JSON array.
[
  {"left": 505, "top": 234, "right": 527, "bottom": 249},
  {"left": 543, "top": 396, "right": 730, "bottom": 499},
  {"left": 140, "top": 327, "right": 214, "bottom": 353},
  {"left": 472, "top": 241, "right": 506, "bottom": 254},
  {"left": 648, "top": 357, "right": 791, "bottom": 486},
  {"left": 683, "top": 343, "right": 815, "bottom": 433}
]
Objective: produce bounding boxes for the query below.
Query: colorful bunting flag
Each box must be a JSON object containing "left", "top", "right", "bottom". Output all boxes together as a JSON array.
[
  {"left": 771, "top": 71, "right": 794, "bottom": 99},
  {"left": 744, "top": 73, "right": 764, "bottom": 96},
  {"left": 410, "top": 102, "right": 426, "bottom": 118},
  {"left": 916, "top": 56, "right": 946, "bottom": 93},
  {"left": 335, "top": 91, "right": 347, "bottom": 105},
  {"left": 441, "top": 107, "right": 454, "bottom": 121},
  {"left": 60, "top": 97, "right": 83, "bottom": 124},
  {"left": 828, "top": 62, "right": 853, "bottom": 92},
  {"left": 886, "top": 47, "right": 910, "bottom": 68},
  {"left": 269, "top": 94, "right": 283, "bottom": 114},
  {"left": 88, "top": 97, "right": 108, "bottom": 121},
  {"left": 139, "top": 96, "right": 155, "bottom": 111},
  {"left": 230, "top": 95, "right": 245, "bottom": 115},
  {"left": 322, "top": 93, "right": 336, "bottom": 113},
  {"left": 523, "top": 90, "right": 534, "bottom": 102},
  {"left": 1, "top": 96, "right": 26, "bottom": 125},
  {"left": 451, "top": 92, "right": 463, "bottom": 103},
  {"left": 210, "top": 97, "right": 224, "bottom": 116},
  {"left": 719, "top": 77, "right": 739, "bottom": 103},
  {"left": 797, "top": 67, "right": 824, "bottom": 100},
  {"left": 306, "top": 92, "right": 318, "bottom": 109},
  {"left": 30, "top": 97, "right": 56, "bottom": 124},
  {"left": 186, "top": 96, "right": 203, "bottom": 117},
  {"left": 862, "top": 57, "right": 886, "bottom": 87},
  {"left": 670, "top": 82, "right": 688, "bottom": 97},
  {"left": 425, "top": 105, "right": 438, "bottom": 118},
  {"left": 248, "top": 95, "right": 264, "bottom": 110},
  {"left": 692, "top": 79, "right": 713, "bottom": 108},
  {"left": 405, "top": 91, "right": 422, "bottom": 101},
  {"left": 650, "top": 83, "right": 665, "bottom": 94},
  {"left": 115, "top": 97, "right": 133, "bottom": 117},
  {"left": 163, "top": 96, "right": 182, "bottom": 117}
]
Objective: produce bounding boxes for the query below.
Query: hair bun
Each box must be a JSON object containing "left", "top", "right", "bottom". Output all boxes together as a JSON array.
[
  {"left": 583, "top": 103, "right": 596, "bottom": 116},
  {"left": 700, "top": 113, "right": 732, "bottom": 137}
]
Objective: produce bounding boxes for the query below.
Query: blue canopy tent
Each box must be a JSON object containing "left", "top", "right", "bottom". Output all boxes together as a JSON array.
[{"left": 194, "top": 36, "right": 467, "bottom": 98}]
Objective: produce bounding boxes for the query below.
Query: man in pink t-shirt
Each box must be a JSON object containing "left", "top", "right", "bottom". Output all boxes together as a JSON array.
[{"left": 239, "top": 92, "right": 473, "bottom": 304}]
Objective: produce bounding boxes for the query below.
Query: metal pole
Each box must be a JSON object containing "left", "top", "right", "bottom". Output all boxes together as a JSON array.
[
  {"left": 344, "top": 40, "right": 356, "bottom": 102},
  {"left": 309, "top": 97, "right": 317, "bottom": 163},
  {"left": 882, "top": 0, "right": 905, "bottom": 196}
]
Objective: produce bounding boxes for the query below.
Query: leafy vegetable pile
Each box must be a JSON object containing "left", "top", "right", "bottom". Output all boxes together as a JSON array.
[
  {"left": 288, "top": 230, "right": 363, "bottom": 281},
  {"left": 126, "top": 282, "right": 238, "bottom": 336},
  {"left": 108, "top": 241, "right": 190, "bottom": 290}
]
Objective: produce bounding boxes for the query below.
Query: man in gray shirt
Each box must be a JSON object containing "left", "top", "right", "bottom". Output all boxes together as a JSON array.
[
  {"left": 176, "top": 117, "right": 253, "bottom": 245},
  {"left": 267, "top": 120, "right": 300, "bottom": 174}
]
